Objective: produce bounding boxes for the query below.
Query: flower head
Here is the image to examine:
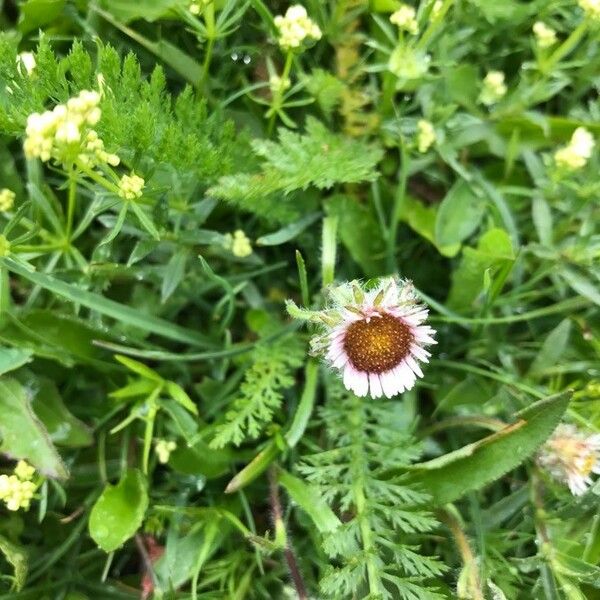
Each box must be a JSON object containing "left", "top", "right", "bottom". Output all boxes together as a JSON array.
[
  {"left": 0, "top": 460, "right": 37, "bottom": 511},
  {"left": 269, "top": 74, "right": 292, "bottom": 96},
  {"left": 24, "top": 89, "right": 117, "bottom": 168},
  {"left": 155, "top": 439, "right": 177, "bottom": 464},
  {"left": 390, "top": 4, "right": 419, "bottom": 35},
  {"left": 579, "top": 0, "right": 600, "bottom": 20},
  {"left": 0, "top": 189, "right": 15, "bottom": 212},
  {"left": 274, "top": 5, "right": 322, "bottom": 51},
  {"left": 118, "top": 173, "right": 145, "bottom": 200},
  {"left": 538, "top": 424, "right": 600, "bottom": 495},
  {"left": 224, "top": 230, "right": 253, "bottom": 257},
  {"left": 288, "top": 277, "right": 436, "bottom": 398},
  {"left": 533, "top": 22, "right": 557, "bottom": 49},
  {"left": 479, "top": 71, "right": 507, "bottom": 105},
  {"left": 417, "top": 119, "right": 436, "bottom": 153},
  {"left": 554, "top": 127, "right": 594, "bottom": 171},
  {"left": 14, "top": 460, "right": 35, "bottom": 481}
]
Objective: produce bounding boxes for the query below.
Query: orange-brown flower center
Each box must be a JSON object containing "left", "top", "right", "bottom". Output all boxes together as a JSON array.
[{"left": 343, "top": 312, "right": 413, "bottom": 373}]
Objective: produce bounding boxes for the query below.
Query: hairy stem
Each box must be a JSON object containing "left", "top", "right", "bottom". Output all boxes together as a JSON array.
[{"left": 268, "top": 466, "right": 308, "bottom": 600}]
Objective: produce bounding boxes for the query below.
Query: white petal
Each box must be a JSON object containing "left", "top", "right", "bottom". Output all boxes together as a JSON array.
[
  {"left": 398, "top": 362, "right": 416, "bottom": 390},
  {"left": 405, "top": 355, "right": 423, "bottom": 378},
  {"left": 369, "top": 373, "right": 383, "bottom": 398},
  {"left": 410, "top": 344, "right": 430, "bottom": 362},
  {"left": 381, "top": 370, "right": 399, "bottom": 398},
  {"left": 343, "top": 364, "right": 356, "bottom": 390},
  {"left": 353, "top": 370, "right": 369, "bottom": 397}
]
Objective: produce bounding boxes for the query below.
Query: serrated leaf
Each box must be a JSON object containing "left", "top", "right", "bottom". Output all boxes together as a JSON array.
[
  {"left": 89, "top": 469, "right": 148, "bottom": 552},
  {"left": 407, "top": 391, "right": 571, "bottom": 505},
  {"left": 0, "top": 378, "right": 67, "bottom": 479}
]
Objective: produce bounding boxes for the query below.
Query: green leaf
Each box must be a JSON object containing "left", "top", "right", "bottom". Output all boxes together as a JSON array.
[
  {"left": 225, "top": 440, "right": 281, "bottom": 494},
  {"left": 165, "top": 381, "right": 198, "bottom": 415},
  {"left": 129, "top": 201, "right": 161, "bottom": 240},
  {"left": 325, "top": 195, "right": 386, "bottom": 276},
  {"left": 19, "top": 0, "right": 65, "bottom": 34},
  {"left": 115, "top": 354, "right": 163, "bottom": 382},
  {"left": 0, "top": 378, "right": 67, "bottom": 479},
  {"left": 89, "top": 469, "right": 149, "bottom": 552},
  {"left": 30, "top": 376, "right": 93, "bottom": 448},
  {"left": 435, "top": 180, "right": 486, "bottom": 248},
  {"left": 0, "top": 534, "right": 27, "bottom": 591},
  {"left": 161, "top": 249, "right": 188, "bottom": 303},
  {"left": 561, "top": 268, "right": 600, "bottom": 307},
  {"left": 0, "top": 257, "right": 213, "bottom": 347},
  {"left": 407, "top": 391, "right": 572, "bottom": 505},
  {"left": 98, "top": 0, "right": 185, "bottom": 23},
  {"left": 447, "top": 228, "right": 514, "bottom": 310},
  {"left": 529, "top": 319, "right": 571, "bottom": 377},
  {"left": 278, "top": 469, "right": 341, "bottom": 534},
  {"left": 256, "top": 212, "right": 321, "bottom": 246},
  {"left": 0, "top": 347, "right": 33, "bottom": 375}
]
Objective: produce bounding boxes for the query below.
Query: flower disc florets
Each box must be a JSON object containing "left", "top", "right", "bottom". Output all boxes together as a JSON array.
[
  {"left": 287, "top": 277, "right": 436, "bottom": 398},
  {"left": 538, "top": 423, "right": 600, "bottom": 496}
]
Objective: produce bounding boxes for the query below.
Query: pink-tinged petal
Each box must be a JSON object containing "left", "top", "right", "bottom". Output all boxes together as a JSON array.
[
  {"left": 343, "top": 364, "right": 356, "bottom": 390},
  {"left": 414, "top": 330, "right": 437, "bottom": 344},
  {"left": 405, "top": 355, "right": 423, "bottom": 378},
  {"left": 353, "top": 370, "right": 369, "bottom": 397},
  {"left": 410, "top": 344, "right": 430, "bottom": 362},
  {"left": 332, "top": 352, "right": 349, "bottom": 369},
  {"left": 381, "top": 370, "right": 399, "bottom": 398},
  {"left": 391, "top": 367, "right": 406, "bottom": 394},
  {"left": 398, "top": 362, "right": 416, "bottom": 390},
  {"left": 369, "top": 373, "right": 383, "bottom": 398}
]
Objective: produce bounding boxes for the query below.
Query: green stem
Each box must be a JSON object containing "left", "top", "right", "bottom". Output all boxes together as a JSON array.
[
  {"left": 267, "top": 51, "right": 294, "bottom": 136},
  {"left": 76, "top": 161, "right": 121, "bottom": 195},
  {"left": 541, "top": 21, "right": 588, "bottom": 74},
  {"left": 416, "top": 0, "right": 454, "bottom": 50},
  {"left": 65, "top": 167, "right": 77, "bottom": 242},
  {"left": 386, "top": 143, "right": 410, "bottom": 272}
]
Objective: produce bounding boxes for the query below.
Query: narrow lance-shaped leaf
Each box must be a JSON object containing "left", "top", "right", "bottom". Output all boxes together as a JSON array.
[{"left": 406, "top": 391, "right": 572, "bottom": 505}]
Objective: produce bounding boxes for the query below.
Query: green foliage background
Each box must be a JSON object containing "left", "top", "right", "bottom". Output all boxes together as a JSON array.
[{"left": 0, "top": 0, "right": 599, "bottom": 598}]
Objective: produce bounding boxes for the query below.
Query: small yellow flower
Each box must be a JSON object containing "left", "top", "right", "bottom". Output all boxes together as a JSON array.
[
  {"left": 0, "top": 473, "right": 36, "bottom": 511},
  {"left": 118, "top": 173, "right": 145, "bottom": 200},
  {"left": 554, "top": 127, "right": 594, "bottom": 171},
  {"left": 533, "top": 22, "right": 557, "bottom": 49},
  {"left": 416, "top": 119, "right": 436, "bottom": 153},
  {"left": 390, "top": 4, "right": 419, "bottom": 35},
  {"left": 0, "top": 189, "right": 15, "bottom": 212},
  {"left": 274, "top": 5, "right": 322, "bottom": 51},
  {"left": 14, "top": 460, "right": 35, "bottom": 481},
  {"left": 224, "top": 230, "right": 253, "bottom": 258},
  {"left": 579, "top": 0, "right": 600, "bottom": 20},
  {"left": 479, "top": 71, "right": 507, "bottom": 106},
  {"left": 269, "top": 74, "right": 292, "bottom": 95},
  {"left": 155, "top": 439, "right": 177, "bottom": 464}
]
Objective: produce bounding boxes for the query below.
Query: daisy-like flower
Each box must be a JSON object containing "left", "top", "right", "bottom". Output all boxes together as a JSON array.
[
  {"left": 287, "top": 277, "right": 436, "bottom": 398},
  {"left": 538, "top": 423, "right": 600, "bottom": 496}
]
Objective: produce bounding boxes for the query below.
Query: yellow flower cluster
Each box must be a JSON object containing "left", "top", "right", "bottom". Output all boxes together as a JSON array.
[
  {"left": 0, "top": 188, "right": 15, "bottom": 212},
  {"left": 155, "top": 439, "right": 177, "bottom": 464},
  {"left": 579, "top": 0, "right": 600, "bottom": 20},
  {"left": 224, "top": 230, "right": 252, "bottom": 257},
  {"left": 390, "top": 4, "right": 419, "bottom": 35},
  {"left": 533, "top": 22, "right": 557, "bottom": 48},
  {"left": 0, "top": 460, "right": 36, "bottom": 511},
  {"left": 24, "top": 90, "right": 119, "bottom": 168},
  {"left": 479, "top": 71, "right": 507, "bottom": 105},
  {"left": 274, "top": 5, "right": 322, "bottom": 51},
  {"left": 554, "top": 127, "right": 594, "bottom": 170},
  {"left": 417, "top": 119, "right": 436, "bottom": 153},
  {"left": 269, "top": 74, "right": 292, "bottom": 95},
  {"left": 118, "top": 173, "right": 145, "bottom": 200}
]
